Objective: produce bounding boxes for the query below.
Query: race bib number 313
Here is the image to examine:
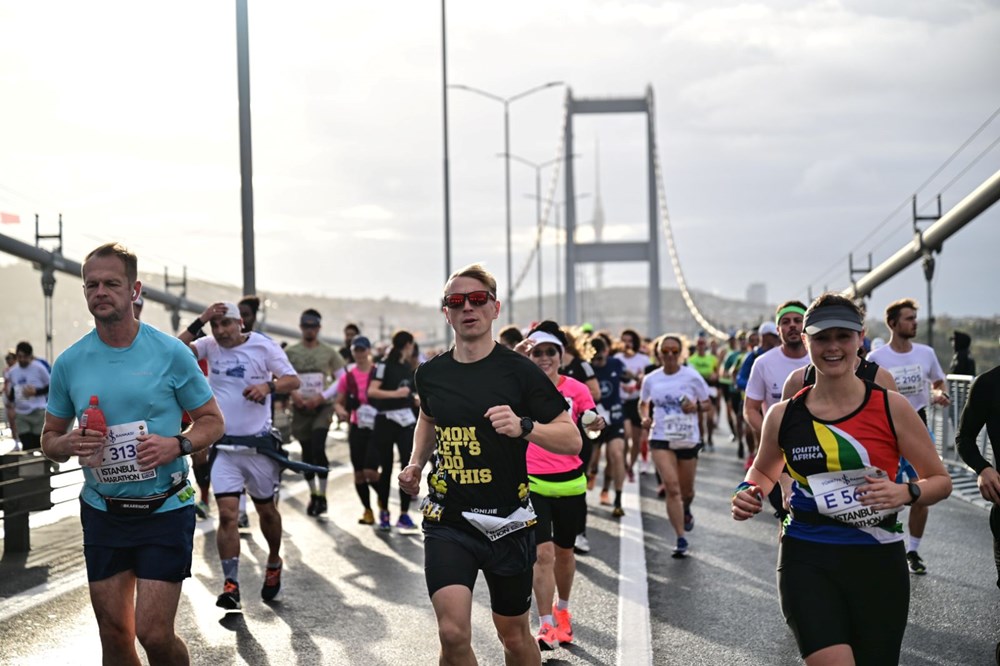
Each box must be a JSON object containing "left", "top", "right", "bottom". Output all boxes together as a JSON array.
[{"left": 93, "top": 420, "right": 156, "bottom": 485}]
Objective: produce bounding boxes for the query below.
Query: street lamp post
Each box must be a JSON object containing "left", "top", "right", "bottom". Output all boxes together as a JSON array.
[
  {"left": 505, "top": 153, "right": 563, "bottom": 322},
  {"left": 450, "top": 81, "right": 563, "bottom": 324}
]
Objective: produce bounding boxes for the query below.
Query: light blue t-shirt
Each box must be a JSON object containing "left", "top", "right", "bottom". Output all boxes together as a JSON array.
[{"left": 47, "top": 323, "right": 214, "bottom": 513}]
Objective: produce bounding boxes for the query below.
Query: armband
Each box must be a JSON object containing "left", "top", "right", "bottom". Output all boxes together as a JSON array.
[
  {"left": 186, "top": 319, "right": 206, "bottom": 336},
  {"left": 733, "top": 481, "right": 761, "bottom": 498}
]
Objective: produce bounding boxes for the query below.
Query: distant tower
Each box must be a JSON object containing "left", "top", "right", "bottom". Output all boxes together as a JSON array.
[
  {"left": 592, "top": 139, "right": 605, "bottom": 293},
  {"left": 746, "top": 282, "right": 767, "bottom": 305}
]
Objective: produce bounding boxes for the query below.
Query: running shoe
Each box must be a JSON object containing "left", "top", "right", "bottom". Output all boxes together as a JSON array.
[
  {"left": 612, "top": 505, "right": 625, "bottom": 518},
  {"left": 672, "top": 537, "right": 689, "bottom": 559},
  {"left": 314, "top": 495, "right": 328, "bottom": 517},
  {"left": 216, "top": 578, "right": 241, "bottom": 610},
  {"left": 237, "top": 512, "right": 250, "bottom": 529},
  {"left": 684, "top": 512, "right": 695, "bottom": 532},
  {"left": 261, "top": 561, "right": 282, "bottom": 601},
  {"left": 396, "top": 513, "right": 419, "bottom": 534},
  {"left": 573, "top": 534, "right": 591, "bottom": 555},
  {"left": 599, "top": 490, "right": 611, "bottom": 506},
  {"left": 306, "top": 495, "right": 317, "bottom": 517},
  {"left": 626, "top": 467, "right": 635, "bottom": 483},
  {"left": 586, "top": 474, "right": 596, "bottom": 491},
  {"left": 378, "top": 510, "right": 391, "bottom": 532},
  {"left": 536, "top": 622, "right": 560, "bottom": 651},
  {"left": 194, "top": 501, "right": 209, "bottom": 520},
  {"left": 358, "top": 508, "right": 375, "bottom": 525},
  {"left": 907, "top": 551, "right": 927, "bottom": 575},
  {"left": 552, "top": 606, "right": 573, "bottom": 644}
]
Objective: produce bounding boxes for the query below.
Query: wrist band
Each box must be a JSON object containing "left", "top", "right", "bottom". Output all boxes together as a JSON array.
[
  {"left": 733, "top": 481, "right": 760, "bottom": 498},
  {"left": 186, "top": 319, "right": 205, "bottom": 335}
]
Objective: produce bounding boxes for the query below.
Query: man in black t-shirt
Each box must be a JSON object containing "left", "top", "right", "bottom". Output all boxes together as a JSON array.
[{"left": 399, "top": 263, "right": 580, "bottom": 664}]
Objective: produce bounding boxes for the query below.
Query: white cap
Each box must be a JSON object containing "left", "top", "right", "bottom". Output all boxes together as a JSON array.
[
  {"left": 218, "top": 302, "right": 242, "bottom": 321},
  {"left": 758, "top": 321, "right": 779, "bottom": 337},
  {"left": 527, "top": 330, "right": 564, "bottom": 352}
]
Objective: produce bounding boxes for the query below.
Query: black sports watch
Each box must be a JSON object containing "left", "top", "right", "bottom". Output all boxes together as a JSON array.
[
  {"left": 519, "top": 417, "right": 534, "bottom": 438},
  {"left": 905, "top": 481, "right": 921, "bottom": 506},
  {"left": 175, "top": 435, "right": 194, "bottom": 456},
  {"left": 267, "top": 380, "right": 277, "bottom": 394}
]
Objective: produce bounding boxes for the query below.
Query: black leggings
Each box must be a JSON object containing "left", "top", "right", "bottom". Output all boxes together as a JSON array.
[
  {"left": 371, "top": 416, "right": 414, "bottom": 512},
  {"left": 778, "top": 536, "right": 908, "bottom": 664},
  {"left": 301, "top": 428, "right": 329, "bottom": 481}
]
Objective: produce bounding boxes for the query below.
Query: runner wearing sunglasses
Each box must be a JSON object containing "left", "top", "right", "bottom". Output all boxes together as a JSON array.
[
  {"left": 515, "top": 321, "right": 603, "bottom": 651},
  {"left": 398, "top": 263, "right": 581, "bottom": 666}
]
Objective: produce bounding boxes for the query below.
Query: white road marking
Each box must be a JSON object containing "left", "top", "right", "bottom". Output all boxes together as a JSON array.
[{"left": 617, "top": 479, "right": 652, "bottom": 666}]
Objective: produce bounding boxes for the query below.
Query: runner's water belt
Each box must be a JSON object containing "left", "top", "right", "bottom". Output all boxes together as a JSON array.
[
  {"left": 215, "top": 433, "right": 329, "bottom": 475},
  {"left": 101, "top": 480, "right": 188, "bottom": 516}
]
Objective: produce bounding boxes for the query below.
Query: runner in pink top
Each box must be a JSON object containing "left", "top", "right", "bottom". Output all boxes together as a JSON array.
[
  {"left": 331, "top": 336, "right": 378, "bottom": 525},
  {"left": 516, "top": 321, "right": 604, "bottom": 652}
]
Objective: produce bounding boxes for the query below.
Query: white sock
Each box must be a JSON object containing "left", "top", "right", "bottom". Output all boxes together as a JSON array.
[
  {"left": 318, "top": 477, "right": 328, "bottom": 495},
  {"left": 910, "top": 537, "right": 922, "bottom": 553},
  {"left": 556, "top": 599, "right": 569, "bottom": 611},
  {"left": 540, "top": 614, "right": 554, "bottom": 628}
]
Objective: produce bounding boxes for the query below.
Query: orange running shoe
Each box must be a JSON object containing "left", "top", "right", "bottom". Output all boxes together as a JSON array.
[
  {"left": 537, "top": 622, "right": 560, "bottom": 651},
  {"left": 261, "top": 560, "right": 282, "bottom": 601},
  {"left": 553, "top": 606, "right": 573, "bottom": 644},
  {"left": 599, "top": 490, "right": 611, "bottom": 506}
]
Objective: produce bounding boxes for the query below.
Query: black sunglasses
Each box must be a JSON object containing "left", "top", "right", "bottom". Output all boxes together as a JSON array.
[
  {"left": 530, "top": 347, "right": 560, "bottom": 358},
  {"left": 443, "top": 291, "right": 495, "bottom": 309}
]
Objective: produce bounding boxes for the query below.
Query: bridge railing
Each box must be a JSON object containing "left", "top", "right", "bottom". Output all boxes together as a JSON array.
[{"left": 929, "top": 374, "right": 994, "bottom": 470}]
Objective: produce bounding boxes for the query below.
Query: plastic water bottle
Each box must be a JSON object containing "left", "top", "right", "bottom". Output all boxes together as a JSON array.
[
  {"left": 79, "top": 395, "right": 107, "bottom": 467},
  {"left": 581, "top": 409, "right": 601, "bottom": 440}
]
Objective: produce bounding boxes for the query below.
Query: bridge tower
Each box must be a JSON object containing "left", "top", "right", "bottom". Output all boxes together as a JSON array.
[{"left": 563, "top": 86, "right": 661, "bottom": 334}]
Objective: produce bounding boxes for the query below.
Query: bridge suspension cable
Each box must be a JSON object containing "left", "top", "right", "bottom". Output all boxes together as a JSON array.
[{"left": 649, "top": 114, "right": 728, "bottom": 339}]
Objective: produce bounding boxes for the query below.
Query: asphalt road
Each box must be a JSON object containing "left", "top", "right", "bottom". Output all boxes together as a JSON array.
[{"left": 1, "top": 428, "right": 997, "bottom": 665}]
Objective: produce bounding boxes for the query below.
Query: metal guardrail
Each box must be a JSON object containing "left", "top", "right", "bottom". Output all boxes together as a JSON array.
[{"left": 930, "top": 374, "right": 994, "bottom": 469}]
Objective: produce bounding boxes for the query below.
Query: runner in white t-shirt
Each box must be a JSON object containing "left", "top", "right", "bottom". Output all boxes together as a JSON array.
[
  {"left": 866, "top": 297, "right": 950, "bottom": 576},
  {"left": 640, "top": 334, "right": 711, "bottom": 558},
  {"left": 614, "top": 328, "right": 650, "bottom": 482},
  {"left": 744, "top": 301, "right": 810, "bottom": 518},
  {"left": 181, "top": 302, "right": 300, "bottom": 611}
]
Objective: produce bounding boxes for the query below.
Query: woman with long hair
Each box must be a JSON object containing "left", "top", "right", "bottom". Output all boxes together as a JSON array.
[{"left": 368, "top": 330, "right": 419, "bottom": 532}]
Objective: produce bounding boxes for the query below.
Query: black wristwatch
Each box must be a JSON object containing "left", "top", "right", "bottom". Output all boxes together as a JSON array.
[
  {"left": 519, "top": 417, "right": 534, "bottom": 438},
  {"left": 905, "top": 481, "right": 921, "bottom": 506},
  {"left": 267, "top": 380, "right": 277, "bottom": 394},
  {"left": 175, "top": 435, "right": 194, "bottom": 456}
]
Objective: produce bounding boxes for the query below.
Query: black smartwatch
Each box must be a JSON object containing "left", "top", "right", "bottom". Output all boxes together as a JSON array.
[
  {"left": 519, "top": 417, "right": 534, "bottom": 438},
  {"left": 175, "top": 435, "right": 194, "bottom": 456},
  {"left": 905, "top": 481, "right": 921, "bottom": 506}
]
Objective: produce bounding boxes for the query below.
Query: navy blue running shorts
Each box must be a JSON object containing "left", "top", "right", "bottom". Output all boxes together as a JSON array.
[
  {"left": 81, "top": 500, "right": 195, "bottom": 583},
  {"left": 423, "top": 520, "right": 536, "bottom": 617}
]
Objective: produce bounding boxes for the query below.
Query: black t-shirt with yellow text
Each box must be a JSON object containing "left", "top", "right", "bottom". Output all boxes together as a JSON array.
[{"left": 415, "top": 344, "right": 567, "bottom": 519}]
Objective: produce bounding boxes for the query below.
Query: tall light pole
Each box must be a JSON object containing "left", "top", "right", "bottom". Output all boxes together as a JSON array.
[
  {"left": 504, "top": 153, "right": 563, "bottom": 322},
  {"left": 440, "top": 0, "right": 452, "bottom": 345},
  {"left": 450, "top": 81, "right": 563, "bottom": 323}
]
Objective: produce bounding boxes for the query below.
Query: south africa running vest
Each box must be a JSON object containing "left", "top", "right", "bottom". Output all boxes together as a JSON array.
[{"left": 779, "top": 381, "right": 903, "bottom": 546}]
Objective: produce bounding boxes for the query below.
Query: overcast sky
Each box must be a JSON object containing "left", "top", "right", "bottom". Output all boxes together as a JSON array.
[{"left": 1, "top": 0, "right": 998, "bottom": 327}]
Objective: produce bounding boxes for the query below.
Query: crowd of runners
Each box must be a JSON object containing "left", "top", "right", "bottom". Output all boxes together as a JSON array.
[{"left": 4, "top": 241, "right": 995, "bottom": 665}]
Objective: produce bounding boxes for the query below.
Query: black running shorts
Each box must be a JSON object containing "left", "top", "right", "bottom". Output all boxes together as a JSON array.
[
  {"left": 777, "top": 536, "right": 908, "bottom": 664},
  {"left": 423, "top": 521, "right": 536, "bottom": 617},
  {"left": 530, "top": 491, "right": 586, "bottom": 549}
]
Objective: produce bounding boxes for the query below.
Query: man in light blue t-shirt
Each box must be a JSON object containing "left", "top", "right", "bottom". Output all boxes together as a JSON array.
[{"left": 42, "top": 242, "right": 223, "bottom": 666}]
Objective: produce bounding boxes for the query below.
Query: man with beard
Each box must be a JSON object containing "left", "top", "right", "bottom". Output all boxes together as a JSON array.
[
  {"left": 744, "top": 302, "right": 811, "bottom": 516},
  {"left": 41, "top": 242, "right": 224, "bottom": 665},
  {"left": 867, "top": 298, "right": 949, "bottom": 575},
  {"left": 180, "top": 302, "right": 300, "bottom": 610},
  {"left": 284, "top": 308, "right": 345, "bottom": 517}
]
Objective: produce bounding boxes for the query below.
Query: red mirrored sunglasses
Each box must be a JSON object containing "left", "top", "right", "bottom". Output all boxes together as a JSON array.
[{"left": 443, "top": 290, "right": 495, "bottom": 309}]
